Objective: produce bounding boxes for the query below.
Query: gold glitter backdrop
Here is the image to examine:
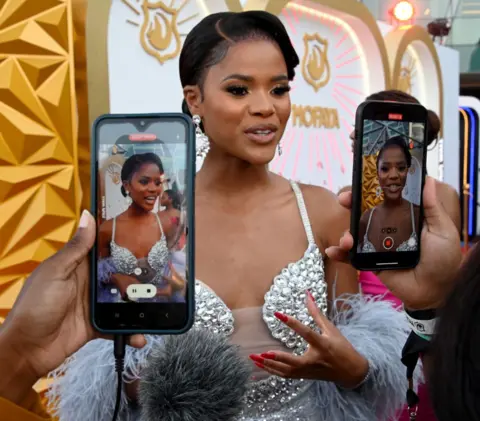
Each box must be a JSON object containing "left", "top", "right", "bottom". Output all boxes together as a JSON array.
[
  {"left": 0, "top": 0, "right": 81, "bottom": 325},
  {"left": 362, "top": 154, "right": 383, "bottom": 213}
]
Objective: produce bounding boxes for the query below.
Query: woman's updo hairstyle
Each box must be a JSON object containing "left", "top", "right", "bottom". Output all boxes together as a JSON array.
[
  {"left": 366, "top": 90, "right": 441, "bottom": 147},
  {"left": 180, "top": 11, "right": 300, "bottom": 119},
  {"left": 120, "top": 153, "right": 164, "bottom": 197}
]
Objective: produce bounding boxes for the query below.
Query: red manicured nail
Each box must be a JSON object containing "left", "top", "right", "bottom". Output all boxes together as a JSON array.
[
  {"left": 306, "top": 290, "right": 315, "bottom": 301},
  {"left": 261, "top": 352, "right": 276, "bottom": 360},
  {"left": 254, "top": 362, "right": 265, "bottom": 369},
  {"left": 249, "top": 354, "right": 264, "bottom": 363},
  {"left": 274, "top": 311, "right": 288, "bottom": 322}
]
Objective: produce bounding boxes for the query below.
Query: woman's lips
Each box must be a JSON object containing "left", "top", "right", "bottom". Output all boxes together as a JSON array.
[
  {"left": 385, "top": 184, "right": 402, "bottom": 193},
  {"left": 144, "top": 195, "right": 157, "bottom": 205}
]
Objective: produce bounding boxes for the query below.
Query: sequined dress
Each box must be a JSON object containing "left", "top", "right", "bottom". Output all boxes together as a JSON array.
[
  {"left": 104, "top": 213, "right": 170, "bottom": 303},
  {"left": 194, "top": 181, "right": 329, "bottom": 420}
]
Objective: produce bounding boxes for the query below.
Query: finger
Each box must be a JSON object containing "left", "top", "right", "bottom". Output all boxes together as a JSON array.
[
  {"left": 306, "top": 290, "right": 332, "bottom": 333},
  {"left": 96, "top": 334, "right": 147, "bottom": 349},
  {"left": 337, "top": 190, "right": 352, "bottom": 210},
  {"left": 260, "top": 351, "right": 303, "bottom": 368},
  {"left": 273, "top": 312, "right": 323, "bottom": 347},
  {"left": 422, "top": 177, "right": 458, "bottom": 238},
  {"left": 253, "top": 362, "right": 285, "bottom": 378},
  {"left": 324, "top": 246, "right": 349, "bottom": 263},
  {"left": 128, "top": 335, "right": 147, "bottom": 349},
  {"left": 250, "top": 353, "right": 297, "bottom": 375},
  {"left": 49, "top": 210, "right": 96, "bottom": 276}
]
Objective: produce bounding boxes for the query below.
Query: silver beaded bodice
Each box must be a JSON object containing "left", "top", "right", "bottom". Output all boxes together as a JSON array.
[
  {"left": 194, "top": 181, "right": 328, "bottom": 420},
  {"left": 110, "top": 213, "right": 169, "bottom": 285}
]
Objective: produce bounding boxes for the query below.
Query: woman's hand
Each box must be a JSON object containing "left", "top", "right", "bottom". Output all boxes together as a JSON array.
[
  {"left": 249, "top": 291, "right": 368, "bottom": 388},
  {"left": 0, "top": 211, "right": 146, "bottom": 406},
  {"left": 163, "top": 262, "right": 186, "bottom": 291},
  {"left": 326, "top": 177, "right": 462, "bottom": 310}
]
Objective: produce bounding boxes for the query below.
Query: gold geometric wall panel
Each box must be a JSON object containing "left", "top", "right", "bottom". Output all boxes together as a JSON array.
[
  {"left": 0, "top": 0, "right": 80, "bottom": 324},
  {"left": 362, "top": 154, "right": 383, "bottom": 213}
]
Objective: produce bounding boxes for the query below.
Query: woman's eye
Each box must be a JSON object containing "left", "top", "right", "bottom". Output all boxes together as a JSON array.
[
  {"left": 272, "top": 85, "right": 291, "bottom": 96},
  {"left": 139, "top": 179, "right": 148, "bottom": 185},
  {"left": 226, "top": 86, "right": 248, "bottom": 96}
]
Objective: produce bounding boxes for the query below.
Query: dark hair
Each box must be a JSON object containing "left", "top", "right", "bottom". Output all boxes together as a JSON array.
[
  {"left": 429, "top": 244, "right": 480, "bottom": 420},
  {"left": 376, "top": 136, "right": 412, "bottom": 169},
  {"left": 120, "top": 153, "right": 164, "bottom": 197},
  {"left": 367, "top": 90, "right": 440, "bottom": 147},
  {"left": 164, "top": 189, "right": 181, "bottom": 209},
  {"left": 179, "top": 11, "right": 299, "bottom": 117}
]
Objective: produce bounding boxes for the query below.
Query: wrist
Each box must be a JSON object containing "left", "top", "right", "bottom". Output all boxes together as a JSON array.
[
  {"left": 0, "top": 328, "right": 39, "bottom": 405},
  {"left": 338, "top": 355, "right": 370, "bottom": 389}
]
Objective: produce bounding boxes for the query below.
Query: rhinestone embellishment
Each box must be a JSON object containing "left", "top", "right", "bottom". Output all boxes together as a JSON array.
[
  {"left": 194, "top": 281, "right": 234, "bottom": 335},
  {"left": 263, "top": 244, "right": 327, "bottom": 354}
]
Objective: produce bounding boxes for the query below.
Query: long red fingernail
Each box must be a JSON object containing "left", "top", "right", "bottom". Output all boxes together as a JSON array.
[
  {"left": 249, "top": 354, "right": 264, "bottom": 363},
  {"left": 306, "top": 290, "right": 315, "bottom": 301},
  {"left": 254, "top": 362, "right": 265, "bottom": 369},
  {"left": 261, "top": 352, "right": 276, "bottom": 360},
  {"left": 274, "top": 311, "right": 288, "bottom": 322}
]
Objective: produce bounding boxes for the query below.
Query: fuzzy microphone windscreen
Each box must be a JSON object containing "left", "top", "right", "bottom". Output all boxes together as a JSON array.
[{"left": 139, "top": 328, "right": 252, "bottom": 421}]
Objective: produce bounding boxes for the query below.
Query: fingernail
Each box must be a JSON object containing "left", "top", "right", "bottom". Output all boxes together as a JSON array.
[
  {"left": 274, "top": 311, "right": 288, "bottom": 323},
  {"left": 79, "top": 210, "right": 90, "bottom": 228},
  {"left": 261, "top": 352, "right": 276, "bottom": 360},
  {"left": 254, "top": 362, "right": 265, "bottom": 369},
  {"left": 306, "top": 289, "right": 315, "bottom": 302},
  {"left": 249, "top": 354, "right": 264, "bottom": 363}
]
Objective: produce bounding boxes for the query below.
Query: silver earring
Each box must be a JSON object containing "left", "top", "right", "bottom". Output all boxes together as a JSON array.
[
  {"left": 193, "top": 114, "right": 210, "bottom": 159},
  {"left": 125, "top": 192, "right": 132, "bottom": 206},
  {"left": 277, "top": 142, "right": 283, "bottom": 156}
]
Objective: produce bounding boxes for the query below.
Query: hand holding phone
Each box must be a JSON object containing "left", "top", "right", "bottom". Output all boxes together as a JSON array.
[
  {"left": 90, "top": 113, "right": 195, "bottom": 334},
  {"left": 349, "top": 101, "right": 428, "bottom": 271}
]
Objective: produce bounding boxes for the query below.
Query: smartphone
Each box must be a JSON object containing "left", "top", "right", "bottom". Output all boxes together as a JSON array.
[
  {"left": 90, "top": 113, "right": 195, "bottom": 334},
  {"left": 350, "top": 101, "right": 428, "bottom": 271}
]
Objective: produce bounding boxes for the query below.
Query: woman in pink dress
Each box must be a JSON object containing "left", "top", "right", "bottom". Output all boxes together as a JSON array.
[{"left": 345, "top": 89, "right": 461, "bottom": 421}]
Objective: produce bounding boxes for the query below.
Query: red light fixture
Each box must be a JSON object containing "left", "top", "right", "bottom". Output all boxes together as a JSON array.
[{"left": 389, "top": 1, "right": 415, "bottom": 25}]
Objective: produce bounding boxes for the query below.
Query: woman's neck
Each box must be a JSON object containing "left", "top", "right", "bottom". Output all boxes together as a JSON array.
[
  {"left": 382, "top": 197, "right": 405, "bottom": 209},
  {"left": 126, "top": 204, "right": 150, "bottom": 218},
  {"left": 196, "top": 149, "right": 273, "bottom": 196}
]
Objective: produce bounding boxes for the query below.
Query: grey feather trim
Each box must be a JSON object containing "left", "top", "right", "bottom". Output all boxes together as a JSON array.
[
  {"left": 46, "top": 335, "right": 164, "bottom": 421},
  {"left": 313, "top": 293, "right": 423, "bottom": 421}
]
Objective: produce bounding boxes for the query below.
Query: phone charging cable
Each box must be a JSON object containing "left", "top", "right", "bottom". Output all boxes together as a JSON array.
[{"left": 112, "top": 335, "right": 126, "bottom": 421}]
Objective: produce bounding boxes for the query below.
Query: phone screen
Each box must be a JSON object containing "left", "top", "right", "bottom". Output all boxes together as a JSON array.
[
  {"left": 351, "top": 102, "right": 427, "bottom": 270},
  {"left": 91, "top": 114, "right": 194, "bottom": 333}
]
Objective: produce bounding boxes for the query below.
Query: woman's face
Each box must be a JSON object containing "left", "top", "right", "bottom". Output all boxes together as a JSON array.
[
  {"left": 124, "top": 163, "right": 163, "bottom": 211},
  {"left": 160, "top": 191, "right": 171, "bottom": 207},
  {"left": 189, "top": 39, "right": 291, "bottom": 165},
  {"left": 377, "top": 146, "right": 408, "bottom": 201}
]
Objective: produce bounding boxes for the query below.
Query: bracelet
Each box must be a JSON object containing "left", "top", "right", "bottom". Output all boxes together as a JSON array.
[
  {"left": 338, "top": 360, "right": 373, "bottom": 391},
  {"left": 404, "top": 307, "right": 438, "bottom": 338}
]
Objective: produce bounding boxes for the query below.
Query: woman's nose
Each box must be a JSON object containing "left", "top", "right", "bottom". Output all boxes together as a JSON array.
[{"left": 249, "top": 92, "right": 275, "bottom": 117}]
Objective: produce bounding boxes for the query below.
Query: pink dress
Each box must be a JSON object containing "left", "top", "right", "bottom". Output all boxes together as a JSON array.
[{"left": 359, "top": 271, "right": 436, "bottom": 421}]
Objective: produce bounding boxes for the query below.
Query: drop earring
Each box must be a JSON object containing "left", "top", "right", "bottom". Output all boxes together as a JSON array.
[
  {"left": 192, "top": 114, "right": 210, "bottom": 159},
  {"left": 277, "top": 142, "right": 283, "bottom": 156}
]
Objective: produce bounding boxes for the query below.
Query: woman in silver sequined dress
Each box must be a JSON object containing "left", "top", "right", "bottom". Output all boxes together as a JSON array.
[
  {"left": 97, "top": 153, "right": 185, "bottom": 303},
  {"left": 50, "top": 11, "right": 418, "bottom": 421}
]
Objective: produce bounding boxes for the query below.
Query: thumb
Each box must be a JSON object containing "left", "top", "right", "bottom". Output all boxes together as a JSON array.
[
  {"left": 422, "top": 177, "right": 443, "bottom": 227},
  {"left": 51, "top": 210, "right": 96, "bottom": 276}
]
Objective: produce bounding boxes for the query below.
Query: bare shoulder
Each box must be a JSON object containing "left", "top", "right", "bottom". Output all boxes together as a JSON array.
[
  {"left": 99, "top": 218, "right": 113, "bottom": 236},
  {"left": 297, "top": 183, "right": 350, "bottom": 248}
]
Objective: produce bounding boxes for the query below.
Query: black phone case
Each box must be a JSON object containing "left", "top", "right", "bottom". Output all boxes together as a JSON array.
[
  {"left": 89, "top": 113, "right": 195, "bottom": 335},
  {"left": 349, "top": 101, "right": 427, "bottom": 271}
]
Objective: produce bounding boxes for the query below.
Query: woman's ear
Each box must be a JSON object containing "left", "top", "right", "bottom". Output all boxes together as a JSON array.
[{"left": 183, "top": 85, "right": 202, "bottom": 116}]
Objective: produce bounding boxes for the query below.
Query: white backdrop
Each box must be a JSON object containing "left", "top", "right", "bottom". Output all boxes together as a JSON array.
[{"left": 105, "top": 0, "right": 460, "bottom": 194}]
